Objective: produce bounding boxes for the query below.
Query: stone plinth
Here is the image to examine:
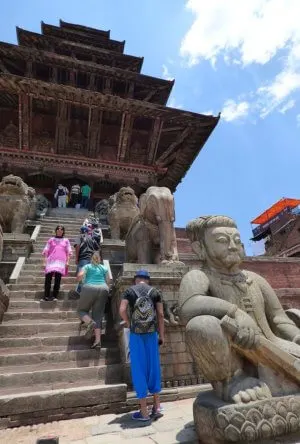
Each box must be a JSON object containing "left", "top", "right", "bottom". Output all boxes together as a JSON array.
[
  {"left": 194, "top": 390, "right": 300, "bottom": 444},
  {"left": 2, "top": 233, "right": 32, "bottom": 261},
  {"left": 102, "top": 239, "right": 125, "bottom": 265},
  {"left": 0, "top": 279, "right": 9, "bottom": 323},
  {"left": 0, "top": 262, "right": 15, "bottom": 284},
  {"left": 114, "top": 263, "right": 203, "bottom": 388}
]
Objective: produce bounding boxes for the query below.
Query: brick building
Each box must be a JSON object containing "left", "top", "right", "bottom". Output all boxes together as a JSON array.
[{"left": 251, "top": 197, "right": 300, "bottom": 257}]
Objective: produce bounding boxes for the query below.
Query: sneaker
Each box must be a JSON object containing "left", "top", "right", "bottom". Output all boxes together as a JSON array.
[
  {"left": 40, "top": 297, "right": 50, "bottom": 302},
  {"left": 131, "top": 411, "right": 151, "bottom": 421},
  {"left": 150, "top": 406, "right": 164, "bottom": 419}
]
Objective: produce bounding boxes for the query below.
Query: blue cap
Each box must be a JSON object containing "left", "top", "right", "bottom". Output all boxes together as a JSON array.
[
  {"left": 80, "top": 226, "right": 89, "bottom": 233},
  {"left": 134, "top": 269, "right": 150, "bottom": 279}
]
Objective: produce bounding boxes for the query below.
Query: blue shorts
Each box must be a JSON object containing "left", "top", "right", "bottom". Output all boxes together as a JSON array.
[{"left": 129, "top": 331, "right": 161, "bottom": 399}]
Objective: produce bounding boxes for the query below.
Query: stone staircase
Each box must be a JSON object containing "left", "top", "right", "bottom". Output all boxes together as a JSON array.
[{"left": 0, "top": 209, "right": 126, "bottom": 428}]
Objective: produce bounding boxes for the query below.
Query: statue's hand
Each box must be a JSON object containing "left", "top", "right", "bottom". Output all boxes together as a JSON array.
[
  {"left": 233, "top": 326, "right": 260, "bottom": 349},
  {"left": 293, "top": 334, "right": 300, "bottom": 345},
  {"left": 233, "top": 309, "right": 260, "bottom": 349}
]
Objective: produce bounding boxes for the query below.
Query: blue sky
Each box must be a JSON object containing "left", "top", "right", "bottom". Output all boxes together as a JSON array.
[{"left": 1, "top": 0, "right": 300, "bottom": 254}]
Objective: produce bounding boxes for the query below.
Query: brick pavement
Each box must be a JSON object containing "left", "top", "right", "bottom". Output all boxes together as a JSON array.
[{"left": 0, "top": 398, "right": 198, "bottom": 444}]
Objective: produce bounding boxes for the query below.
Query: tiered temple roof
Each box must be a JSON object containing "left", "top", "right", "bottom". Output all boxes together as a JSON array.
[{"left": 0, "top": 20, "right": 219, "bottom": 200}]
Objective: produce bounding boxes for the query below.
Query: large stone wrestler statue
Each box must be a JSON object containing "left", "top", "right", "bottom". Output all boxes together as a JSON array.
[{"left": 179, "top": 216, "right": 300, "bottom": 406}]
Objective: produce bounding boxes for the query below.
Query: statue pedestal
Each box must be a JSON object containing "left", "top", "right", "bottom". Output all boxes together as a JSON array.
[
  {"left": 194, "top": 390, "right": 300, "bottom": 444},
  {"left": 2, "top": 233, "right": 32, "bottom": 261}
]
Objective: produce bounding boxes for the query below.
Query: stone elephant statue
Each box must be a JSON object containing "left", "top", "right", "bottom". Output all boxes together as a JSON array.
[
  {"left": 108, "top": 187, "right": 140, "bottom": 240},
  {"left": 0, "top": 175, "right": 36, "bottom": 233},
  {"left": 125, "top": 186, "right": 182, "bottom": 265}
]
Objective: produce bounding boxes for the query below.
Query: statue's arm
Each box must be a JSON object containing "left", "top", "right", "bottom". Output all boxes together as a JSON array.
[
  {"left": 178, "top": 269, "right": 237, "bottom": 325},
  {"left": 254, "top": 272, "right": 300, "bottom": 341}
]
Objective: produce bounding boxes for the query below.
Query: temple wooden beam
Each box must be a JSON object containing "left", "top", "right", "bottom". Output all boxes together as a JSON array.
[
  {"left": 147, "top": 117, "right": 163, "bottom": 164},
  {"left": 87, "top": 108, "right": 102, "bottom": 158},
  {"left": 143, "top": 89, "right": 157, "bottom": 102},
  {"left": 55, "top": 101, "right": 70, "bottom": 154},
  {"left": 155, "top": 126, "right": 191, "bottom": 166},
  {"left": 117, "top": 112, "right": 133, "bottom": 161},
  {"left": 25, "top": 59, "right": 33, "bottom": 77},
  {"left": 0, "top": 61, "right": 10, "bottom": 74},
  {"left": 161, "top": 126, "right": 182, "bottom": 133},
  {"left": 18, "top": 93, "right": 31, "bottom": 150}
]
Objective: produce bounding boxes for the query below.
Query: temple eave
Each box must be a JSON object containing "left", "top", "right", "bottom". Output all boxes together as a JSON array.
[
  {"left": 0, "top": 42, "right": 172, "bottom": 93},
  {"left": 16, "top": 28, "right": 143, "bottom": 72},
  {"left": 0, "top": 147, "right": 166, "bottom": 186},
  {"left": 0, "top": 73, "right": 218, "bottom": 127}
]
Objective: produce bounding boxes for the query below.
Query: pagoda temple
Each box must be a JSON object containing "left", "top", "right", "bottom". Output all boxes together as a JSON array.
[{"left": 0, "top": 20, "right": 219, "bottom": 204}]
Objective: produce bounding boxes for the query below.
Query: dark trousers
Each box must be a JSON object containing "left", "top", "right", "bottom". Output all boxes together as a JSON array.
[
  {"left": 81, "top": 196, "right": 89, "bottom": 209},
  {"left": 44, "top": 272, "right": 62, "bottom": 300}
]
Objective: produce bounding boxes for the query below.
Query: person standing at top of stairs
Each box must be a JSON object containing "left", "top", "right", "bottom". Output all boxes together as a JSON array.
[{"left": 41, "top": 225, "right": 72, "bottom": 302}]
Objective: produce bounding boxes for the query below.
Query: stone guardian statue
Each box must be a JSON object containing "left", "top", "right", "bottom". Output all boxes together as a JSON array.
[{"left": 179, "top": 215, "right": 300, "bottom": 443}]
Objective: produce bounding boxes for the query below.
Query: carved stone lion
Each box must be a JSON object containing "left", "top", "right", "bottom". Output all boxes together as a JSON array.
[
  {"left": 0, "top": 175, "right": 36, "bottom": 233},
  {"left": 94, "top": 199, "right": 109, "bottom": 224},
  {"left": 108, "top": 187, "right": 140, "bottom": 239},
  {"left": 36, "top": 194, "right": 51, "bottom": 217}
]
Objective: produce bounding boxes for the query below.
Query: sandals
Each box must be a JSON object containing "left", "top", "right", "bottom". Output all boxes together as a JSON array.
[
  {"left": 84, "top": 320, "right": 96, "bottom": 339},
  {"left": 91, "top": 341, "right": 101, "bottom": 349}
]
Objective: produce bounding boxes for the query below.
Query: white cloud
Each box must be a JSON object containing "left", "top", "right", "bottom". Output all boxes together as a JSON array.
[
  {"left": 162, "top": 64, "right": 174, "bottom": 81},
  {"left": 222, "top": 100, "right": 249, "bottom": 122},
  {"left": 202, "top": 110, "right": 214, "bottom": 115},
  {"left": 297, "top": 114, "right": 300, "bottom": 126},
  {"left": 168, "top": 97, "right": 183, "bottom": 109},
  {"left": 180, "top": 0, "right": 300, "bottom": 118},
  {"left": 278, "top": 99, "right": 295, "bottom": 114}
]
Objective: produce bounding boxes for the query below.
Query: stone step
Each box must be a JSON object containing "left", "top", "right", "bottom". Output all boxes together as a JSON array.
[
  {"left": 8, "top": 290, "right": 72, "bottom": 300},
  {"left": 0, "top": 346, "right": 120, "bottom": 367},
  {"left": 3, "top": 310, "right": 78, "bottom": 321},
  {"left": 8, "top": 299, "right": 79, "bottom": 310},
  {"left": 0, "top": 321, "right": 81, "bottom": 337},
  {"left": 0, "top": 361, "right": 123, "bottom": 389},
  {"left": 22, "top": 264, "right": 77, "bottom": 272},
  {"left": 8, "top": 283, "right": 75, "bottom": 291},
  {"left": 0, "top": 382, "right": 127, "bottom": 426},
  {"left": 16, "top": 276, "right": 77, "bottom": 284},
  {"left": 0, "top": 333, "right": 114, "bottom": 349}
]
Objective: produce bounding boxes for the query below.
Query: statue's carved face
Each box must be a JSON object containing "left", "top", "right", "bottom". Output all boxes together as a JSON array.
[
  {"left": 204, "top": 226, "right": 244, "bottom": 269},
  {"left": 0, "top": 175, "right": 27, "bottom": 196},
  {"left": 116, "top": 187, "right": 137, "bottom": 205}
]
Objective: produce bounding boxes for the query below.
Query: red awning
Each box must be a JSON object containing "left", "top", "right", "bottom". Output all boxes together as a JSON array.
[{"left": 251, "top": 198, "right": 300, "bottom": 225}]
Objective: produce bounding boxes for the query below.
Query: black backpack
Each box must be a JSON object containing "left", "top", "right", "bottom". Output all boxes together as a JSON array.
[
  {"left": 57, "top": 188, "right": 66, "bottom": 197},
  {"left": 130, "top": 285, "right": 157, "bottom": 334}
]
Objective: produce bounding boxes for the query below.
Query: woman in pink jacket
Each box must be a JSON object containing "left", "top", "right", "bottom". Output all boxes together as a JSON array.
[{"left": 42, "top": 225, "right": 72, "bottom": 301}]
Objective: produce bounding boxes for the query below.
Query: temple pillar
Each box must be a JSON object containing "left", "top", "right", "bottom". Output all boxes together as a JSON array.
[
  {"left": 147, "top": 117, "right": 163, "bottom": 164},
  {"left": 117, "top": 113, "right": 133, "bottom": 162},
  {"left": 18, "top": 93, "right": 31, "bottom": 151},
  {"left": 87, "top": 108, "right": 102, "bottom": 157},
  {"left": 103, "top": 77, "right": 113, "bottom": 94},
  {"left": 55, "top": 102, "right": 70, "bottom": 154}
]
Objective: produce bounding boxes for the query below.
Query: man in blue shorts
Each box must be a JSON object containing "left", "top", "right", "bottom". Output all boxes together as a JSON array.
[{"left": 119, "top": 269, "right": 165, "bottom": 421}]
